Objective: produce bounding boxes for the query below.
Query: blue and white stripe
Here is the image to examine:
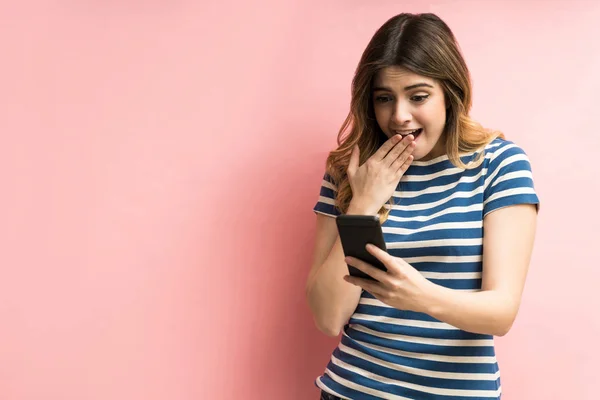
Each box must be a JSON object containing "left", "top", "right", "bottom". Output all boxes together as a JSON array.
[{"left": 313, "top": 138, "right": 539, "bottom": 399}]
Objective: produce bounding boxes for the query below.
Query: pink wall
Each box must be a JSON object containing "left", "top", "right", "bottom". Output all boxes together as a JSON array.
[{"left": 1, "top": 1, "right": 598, "bottom": 399}]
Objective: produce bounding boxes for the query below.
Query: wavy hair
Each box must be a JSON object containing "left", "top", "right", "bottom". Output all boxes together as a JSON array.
[{"left": 326, "top": 13, "right": 504, "bottom": 220}]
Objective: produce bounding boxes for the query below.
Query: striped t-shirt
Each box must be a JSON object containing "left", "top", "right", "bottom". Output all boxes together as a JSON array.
[{"left": 312, "top": 138, "right": 540, "bottom": 400}]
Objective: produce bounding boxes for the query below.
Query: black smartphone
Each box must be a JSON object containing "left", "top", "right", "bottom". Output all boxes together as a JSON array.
[{"left": 335, "top": 214, "right": 388, "bottom": 281}]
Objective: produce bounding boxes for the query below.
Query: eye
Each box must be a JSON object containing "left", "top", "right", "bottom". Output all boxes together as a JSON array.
[
  {"left": 374, "top": 95, "right": 392, "bottom": 104},
  {"left": 411, "top": 94, "right": 429, "bottom": 103}
]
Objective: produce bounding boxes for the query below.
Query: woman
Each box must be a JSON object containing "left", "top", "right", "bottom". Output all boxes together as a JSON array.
[{"left": 306, "top": 12, "right": 539, "bottom": 400}]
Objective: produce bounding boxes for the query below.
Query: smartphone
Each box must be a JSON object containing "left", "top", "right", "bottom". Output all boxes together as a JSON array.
[{"left": 335, "top": 214, "right": 388, "bottom": 281}]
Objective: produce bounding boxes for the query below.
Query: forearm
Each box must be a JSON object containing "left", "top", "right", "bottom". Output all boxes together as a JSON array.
[
  {"left": 306, "top": 236, "right": 362, "bottom": 336},
  {"left": 423, "top": 282, "right": 519, "bottom": 337},
  {"left": 306, "top": 202, "right": 380, "bottom": 336}
]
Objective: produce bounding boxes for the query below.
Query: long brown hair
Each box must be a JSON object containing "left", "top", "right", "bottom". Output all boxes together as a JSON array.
[{"left": 326, "top": 13, "right": 504, "bottom": 220}]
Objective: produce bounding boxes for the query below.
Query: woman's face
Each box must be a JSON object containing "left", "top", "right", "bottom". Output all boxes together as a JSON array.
[{"left": 372, "top": 66, "right": 447, "bottom": 161}]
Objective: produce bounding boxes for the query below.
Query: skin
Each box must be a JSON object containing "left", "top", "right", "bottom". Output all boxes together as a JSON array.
[
  {"left": 372, "top": 66, "right": 447, "bottom": 161},
  {"left": 306, "top": 135, "right": 416, "bottom": 336}
]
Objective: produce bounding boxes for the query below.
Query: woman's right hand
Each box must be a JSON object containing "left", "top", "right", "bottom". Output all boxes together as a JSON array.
[{"left": 346, "top": 134, "right": 416, "bottom": 215}]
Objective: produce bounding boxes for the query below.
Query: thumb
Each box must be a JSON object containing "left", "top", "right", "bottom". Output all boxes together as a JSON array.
[{"left": 348, "top": 144, "right": 360, "bottom": 176}]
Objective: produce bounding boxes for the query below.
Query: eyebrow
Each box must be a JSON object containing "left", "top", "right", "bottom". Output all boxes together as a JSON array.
[{"left": 372, "top": 83, "right": 434, "bottom": 92}]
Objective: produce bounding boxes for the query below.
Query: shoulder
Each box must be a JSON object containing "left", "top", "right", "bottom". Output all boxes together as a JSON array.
[
  {"left": 483, "top": 137, "right": 532, "bottom": 165},
  {"left": 478, "top": 137, "right": 536, "bottom": 182},
  {"left": 484, "top": 138, "right": 527, "bottom": 162}
]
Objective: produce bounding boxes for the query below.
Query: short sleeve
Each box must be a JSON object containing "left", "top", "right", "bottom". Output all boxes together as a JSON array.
[
  {"left": 313, "top": 172, "right": 341, "bottom": 217},
  {"left": 483, "top": 142, "right": 540, "bottom": 217}
]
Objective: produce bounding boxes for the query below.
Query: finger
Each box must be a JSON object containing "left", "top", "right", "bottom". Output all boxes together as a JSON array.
[
  {"left": 390, "top": 141, "right": 416, "bottom": 171},
  {"left": 347, "top": 144, "right": 359, "bottom": 176},
  {"left": 344, "top": 275, "right": 386, "bottom": 297},
  {"left": 345, "top": 256, "right": 389, "bottom": 282},
  {"left": 365, "top": 244, "right": 400, "bottom": 274},
  {"left": 393, "top": 153, "right": 414, "bottom": 176},
  {"left": 384, "top": 135, "right": 414, "bottom": 167},
  {"left": 372, "top": 134, "right": 402, "bottom": 162}
]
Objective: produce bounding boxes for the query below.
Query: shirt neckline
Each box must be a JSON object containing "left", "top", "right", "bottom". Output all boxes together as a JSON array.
[{"left": 410, "top": 153, "right": 450, "bottom": 166}]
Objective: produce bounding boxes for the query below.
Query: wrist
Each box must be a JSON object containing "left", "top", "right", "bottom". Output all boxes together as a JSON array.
[
  {"left": 347, "top": 200, "right": 380, "bottom": 216},
  {"left": 421, "top": 280, "right": 447, "bottom": 318}
]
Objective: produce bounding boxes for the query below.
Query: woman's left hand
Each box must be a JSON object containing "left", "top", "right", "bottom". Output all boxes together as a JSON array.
[{"left": 344, "top": 244, "right": 434, "bottom": 313}]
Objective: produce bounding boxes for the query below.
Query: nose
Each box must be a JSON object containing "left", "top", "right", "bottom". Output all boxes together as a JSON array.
[{"left": 391, "top": 102, "right": 412, "bottom": 126}]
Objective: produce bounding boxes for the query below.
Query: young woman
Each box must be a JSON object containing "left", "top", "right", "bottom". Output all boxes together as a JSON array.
[{"left": 306, "top": 13, "right": 539, "bottom": 400}]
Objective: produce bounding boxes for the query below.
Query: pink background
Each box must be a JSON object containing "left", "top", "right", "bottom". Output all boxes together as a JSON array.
[{"left": 1, "top": 1, "right": 598, "bottom": 399}]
